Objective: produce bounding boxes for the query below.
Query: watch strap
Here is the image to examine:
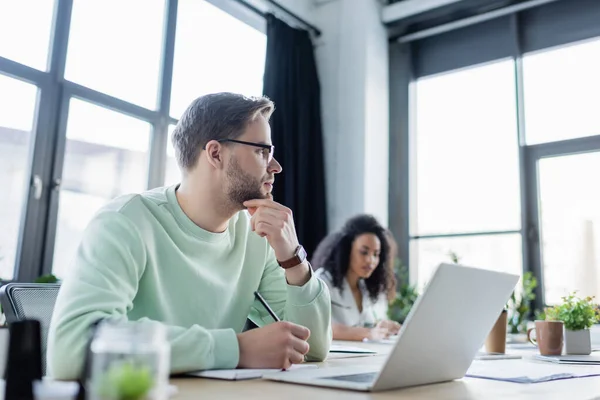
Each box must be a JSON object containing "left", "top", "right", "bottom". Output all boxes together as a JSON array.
[{"left": 277, "top": 245, "right": 307, "bottom": 269}]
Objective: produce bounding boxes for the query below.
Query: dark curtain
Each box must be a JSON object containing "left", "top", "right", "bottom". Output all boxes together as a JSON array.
[{"left": 263, "top": 14, "right": 327, "bottom": 258}]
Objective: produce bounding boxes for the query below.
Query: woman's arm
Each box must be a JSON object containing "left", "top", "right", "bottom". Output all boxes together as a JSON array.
[{"left": 332, "top": 323, "right": 389, "bottom": 342}]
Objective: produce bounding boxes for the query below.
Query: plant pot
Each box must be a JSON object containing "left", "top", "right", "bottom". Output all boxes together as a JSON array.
[{"left": 564, "top": 328, "right": 592, "bottom": 355}]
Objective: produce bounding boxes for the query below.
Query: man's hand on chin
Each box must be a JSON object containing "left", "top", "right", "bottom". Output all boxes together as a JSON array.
[{"left": 243, "top": 199, "right": 310, "bottom": 286}]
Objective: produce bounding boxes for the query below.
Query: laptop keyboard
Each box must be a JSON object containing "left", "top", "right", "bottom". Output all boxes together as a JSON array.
[{"left": 324, "top": 372, "right": 378, "bottom": 383}]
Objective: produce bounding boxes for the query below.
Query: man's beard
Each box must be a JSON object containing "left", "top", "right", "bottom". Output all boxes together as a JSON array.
[{"left": 225, "top": 157, "right": 272, "bottom": 208}]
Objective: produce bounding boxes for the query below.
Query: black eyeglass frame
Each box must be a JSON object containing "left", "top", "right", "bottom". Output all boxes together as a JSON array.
[
  {"left": 203, "top": 139, "right": 275, "bottom": 162},
  {"left": 216, "top": 139, "right": 274, "bottom": 152}
]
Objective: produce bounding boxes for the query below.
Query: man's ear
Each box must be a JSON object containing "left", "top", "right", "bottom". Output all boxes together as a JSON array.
[{"left": 204, "top": 140, "right": 224, "bottom": 169}]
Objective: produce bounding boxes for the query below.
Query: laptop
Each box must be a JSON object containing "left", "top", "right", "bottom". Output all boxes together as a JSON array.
[{"left": 264, "top": 263, "right": 519, "bottom": 392}]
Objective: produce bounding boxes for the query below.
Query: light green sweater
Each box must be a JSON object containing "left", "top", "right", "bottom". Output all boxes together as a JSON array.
[{"left": 47, "top": 185, "right": 332, "bottom": 380}]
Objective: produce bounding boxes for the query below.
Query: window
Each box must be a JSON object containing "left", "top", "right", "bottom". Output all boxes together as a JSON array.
[
  {"left": 410, "top": 234, "right": 523, "bottom": 290},
  {"left": 537, "top": 152, "right": 600, "bottom": 305},
  {"left": 411, "top": 60, "right": 522, "bottom": 284},
  {"left": 0, "top": 0, "right": 56, "bottom": 70},
  {"left": 164, "top": 124, "right": 179, "bottom": 186},
  {"left": 413, "top": 60, "right": 521, "bottom": 236},
  {"left": 401, "top": 4, "right": 600, "bottom": 309},
  {"left": 0, "top": 0, "right": 270, "bottom": 282},
  {"left": 523, "top": 38, "right": 600, "bottom": 145},
  {"left": 0, "top": 75, "right": 38, "bottom": 280},
  {"left": 52, "top": 99, "right": 151, "bottom": 278},
  {"left": 65, "top": 0, "right": 165, "bottom": 108},
  {"left": 170, "top": 0, "right": 267, "bottom": 118}
]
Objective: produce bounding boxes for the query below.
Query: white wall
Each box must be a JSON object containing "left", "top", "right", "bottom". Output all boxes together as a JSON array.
[
  {"left": 313, "top": 0, "right": 390, "bottom": 231},
  {"left": 362, "top": 1, "right": 390, "bottom": 230},
  {"left": 259, "top": 0, "right": 390, "bottom": 232}
]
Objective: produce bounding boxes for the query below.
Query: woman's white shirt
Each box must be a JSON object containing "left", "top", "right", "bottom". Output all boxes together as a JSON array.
[{"left": 315, "top": 269, "right": 388, "bottom": 327}]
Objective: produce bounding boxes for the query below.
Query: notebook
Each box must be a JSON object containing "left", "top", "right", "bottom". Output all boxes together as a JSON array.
[
  {"left": 329, "top": 344, "right": 377, "bottom": 354},
  {"left": 187, "top": 364, "right": 317, "bottom": 380},
  {"left": 532, "top": 354, "right": 600, "bottom": 365}
]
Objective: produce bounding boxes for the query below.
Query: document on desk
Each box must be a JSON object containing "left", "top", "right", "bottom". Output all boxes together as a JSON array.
[
  {"left": 329, "top": 344, "right": 377, "bottom": 354},
  {"left": 186, "top": 364, "right": 317, "bottom": 381},
  {"left": 532, "top": 354, "right": 600, "bottom": 365},
  {"left": 362, "top": 335, "right": 398, "bottom": 345},
  {"left": 474, "top": 352, "right": 522, "bottom": 360},
  {"left": 466, "top": 359, "right": 600, "bottom": 383}
]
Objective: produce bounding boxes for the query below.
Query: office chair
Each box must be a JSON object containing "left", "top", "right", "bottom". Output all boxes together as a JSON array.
[{"left": 0, "top": 283, "right": 61, "bottom": 376}]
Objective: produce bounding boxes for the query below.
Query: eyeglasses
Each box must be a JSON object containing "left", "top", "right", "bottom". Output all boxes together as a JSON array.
[{"left": 214, "top": 139, "right": 275, "bottom": 164}]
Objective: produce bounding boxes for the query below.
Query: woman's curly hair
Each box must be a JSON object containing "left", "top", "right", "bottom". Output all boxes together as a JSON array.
[{"left": 311, "top": 214, "right": 391, "bottom": 302}]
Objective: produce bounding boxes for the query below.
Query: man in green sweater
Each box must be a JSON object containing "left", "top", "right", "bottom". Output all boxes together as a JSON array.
[{"left": 47, "top": 92, "right": 332, "bottom": 380}]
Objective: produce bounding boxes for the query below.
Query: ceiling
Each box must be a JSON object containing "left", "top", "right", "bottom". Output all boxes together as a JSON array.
[{"left": 384, "top": 0, "right": 535, "bottom": 37}]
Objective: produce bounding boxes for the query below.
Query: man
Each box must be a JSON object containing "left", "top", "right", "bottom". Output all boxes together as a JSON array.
[{"left": 47, "top": 92, "right": 332, "bottom": 380}]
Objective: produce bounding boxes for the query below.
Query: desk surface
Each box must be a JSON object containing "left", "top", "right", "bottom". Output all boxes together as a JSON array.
[{"left": 171, "top": 341, "right": 600, "bottom": 399}]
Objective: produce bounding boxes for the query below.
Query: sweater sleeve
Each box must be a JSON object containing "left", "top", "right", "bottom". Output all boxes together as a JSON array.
[
  {"left": 249, "top": 247, "right": 332, "bottom": 361},
  {"left": 47, "top": 211, "right": 240, "bottom": 380}
]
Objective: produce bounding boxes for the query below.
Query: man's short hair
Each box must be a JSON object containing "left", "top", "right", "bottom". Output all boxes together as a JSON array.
[{"left": 172, "top": 92, "right": 275, "bottom": 170}]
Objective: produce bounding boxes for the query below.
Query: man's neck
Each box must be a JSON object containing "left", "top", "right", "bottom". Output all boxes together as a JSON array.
[{"left": 175, "top": 179, "right": 238, "bottom": 233}]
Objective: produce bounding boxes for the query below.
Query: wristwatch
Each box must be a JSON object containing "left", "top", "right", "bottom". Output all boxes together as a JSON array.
[{"left": 277, "top": 245, "right": 307, "bottom": 269}]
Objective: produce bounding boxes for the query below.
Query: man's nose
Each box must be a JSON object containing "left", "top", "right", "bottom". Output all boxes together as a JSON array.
[{"left": 268, "top": 157, "right": 282, "bottom": 174}]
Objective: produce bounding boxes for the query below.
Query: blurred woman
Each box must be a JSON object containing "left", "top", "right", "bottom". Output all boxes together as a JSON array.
[{"left": 313, "top": 215, "right": 401, "bottom": 341}]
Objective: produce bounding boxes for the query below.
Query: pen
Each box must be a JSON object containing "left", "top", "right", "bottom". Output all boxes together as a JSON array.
[{"left": 254, "top": 291, "right": 281, "bottom": 322}]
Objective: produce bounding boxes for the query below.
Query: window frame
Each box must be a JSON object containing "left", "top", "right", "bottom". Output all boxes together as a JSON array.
[
  {"left": 0, "top": 0, "right": 266, "bottom": 282},
  {"left": 390, "top": 10, "right": 600, "bottom": 311}
]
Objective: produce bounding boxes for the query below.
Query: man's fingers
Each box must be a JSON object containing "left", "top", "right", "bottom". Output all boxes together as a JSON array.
[
  {"left": 255, "top": 221, "right": 276, "bottom": 238},
  {"left": 290, "top": 336, "right": 310, "bottom": 355},
  {"left": 250, "top": 208, "right": 286, "bottom": 233},
  {"left": 253, "top": 210, "right": 288, "bottom": 237},
  {"left": 251, "top": 212, "right": 277, "bottom": 233},
  {"left": 244, "top": 199, "right": 291, "bottom": 213},
  {"left": 288, "top": 323, "right": 311, "bottom": 341},
  {"left": 282, "top": 357, "right": 292, "bottom": 370},
  {"left": 252, "top": 207, "right": 286, "bottom": 224},
  {"left": 288, "top": 350, "right": 305, "bottom": 365}
]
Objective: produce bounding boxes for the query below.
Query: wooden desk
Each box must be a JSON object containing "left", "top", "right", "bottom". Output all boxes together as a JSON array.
[{"left": 171, "top": 341, "right": 600, "bottom": 399}]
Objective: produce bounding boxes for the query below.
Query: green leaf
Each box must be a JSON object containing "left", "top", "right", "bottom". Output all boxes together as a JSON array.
[
  {"left": 387, "top": 258, "right": 419, "bottom": 324},
  {"left": 99, "top": 361, "right": 154, "bottom": 400},
  {"left": 552, "top": 291, "right": 599, "bottom": 330},
  {"left": 507, "top": 272, "right": 538, "bottom": 333},
  {"left": 34, "top": 274, "right": 59, "bottom": 284}
]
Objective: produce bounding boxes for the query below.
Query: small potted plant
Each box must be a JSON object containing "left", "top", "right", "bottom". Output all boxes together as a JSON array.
[
  {"left": 388, "top": 260, "right": 419, "bottom": 324},
  {"left": 507, "top": 272, "right": 537, "bottom": 335},
  {"left": 551, "top": 292, "right": 600, "bottom": 355},
  {"left": 99, "top": 361, "right": 154, "bottom": 400}
]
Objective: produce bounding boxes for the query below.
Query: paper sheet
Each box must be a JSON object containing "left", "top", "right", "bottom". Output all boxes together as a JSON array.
[
  {"left": 327, "top": 352, "right": 376, "bottom": 359},
  {"left": 329, "top": 345, "right": 377, "bottom": 354},
  {"left": 532, "top": 354, "right": 600, "bottom": 364},
  {"left": 466, "top": 359, "right": 600, "bottom": 383},
  {"left": 362, "top": 335, "right": 399, "bottom": 345},
  {"left": 474, "top": 352, "right": 522, "bottom": 360},
  {"left": 187, "top": 364, "right": 317, "bottom": 380}
]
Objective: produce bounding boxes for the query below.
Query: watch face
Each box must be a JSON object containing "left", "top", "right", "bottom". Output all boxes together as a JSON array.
[{"left": 297, "top": 246, "right": 307, "bottom": 261}]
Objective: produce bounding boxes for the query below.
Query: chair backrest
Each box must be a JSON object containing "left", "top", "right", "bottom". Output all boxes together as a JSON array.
[{"left": 0, "top": 283, "right": 61, "bottom": 376}]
